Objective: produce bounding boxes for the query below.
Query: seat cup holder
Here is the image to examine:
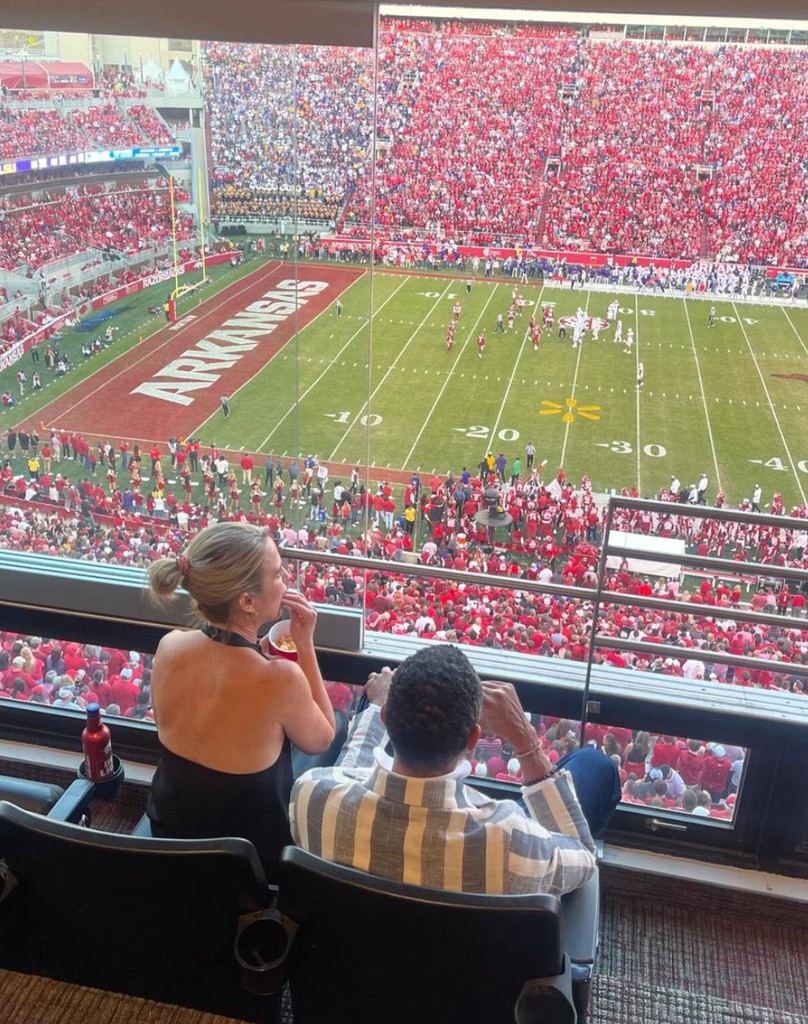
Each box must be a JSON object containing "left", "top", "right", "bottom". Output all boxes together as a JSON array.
[
  {"left": 77, "top": 754, "right": 125, "bottom": 801},
  {"left": 234, "top": 909, "right": 297, "bottom": 995}
]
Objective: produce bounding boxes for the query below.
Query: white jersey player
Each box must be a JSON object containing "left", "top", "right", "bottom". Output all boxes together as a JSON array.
[
  {"left": 624, "top": 327, "right": 634, "bottom": 353},
  {"left": 614, "top": 319, "right": 623, "bottom": 345}
]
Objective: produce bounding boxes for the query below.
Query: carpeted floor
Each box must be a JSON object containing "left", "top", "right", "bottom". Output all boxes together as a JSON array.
[
  {"left": 594, "top": 870, "right": 808, "bottom": 1024},
  {"left": 2, "top": 966, "right": 807, "bottom": 1024},
  {"left": 592, "top": 977, "right": 808, "bottom": 1024}
]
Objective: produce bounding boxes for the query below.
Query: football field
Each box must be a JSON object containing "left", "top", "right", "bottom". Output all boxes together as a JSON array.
[{"left": 197, "top": 270, "right": 808, "bottom": 508}]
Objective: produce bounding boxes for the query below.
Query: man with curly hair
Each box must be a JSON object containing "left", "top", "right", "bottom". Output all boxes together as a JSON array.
[{"left": 291, "top": 645, "right": 618, "bottom": 895}]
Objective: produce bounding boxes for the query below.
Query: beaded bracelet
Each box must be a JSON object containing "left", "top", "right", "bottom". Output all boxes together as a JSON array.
[{"left": 522, "top": 765, "right": 560, "bottom": 787}]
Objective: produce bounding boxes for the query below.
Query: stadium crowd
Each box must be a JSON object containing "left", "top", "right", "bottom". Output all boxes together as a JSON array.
[
  {"left": 203, "top": 41, "right": 373, "bottom": 198},
  {"left": 68, "top": 105, "right": 146, "bottom": 148},
  {"left": 0, "top": 433, "right": 802, "bottom": 823},
  {"left": 201, "top": 21, "right": 808, "bottom": 266},
  {"left": 213, "top": 184, "right": 340, "bottom": 224},
  {"left": 0, "top": 179, "right": 195, "bottom": 273},
  {"left": 0, "top": 432, "right": 805, "bottom": 689},
  {"left": 0, "top": 101, "right": 174, "bottom": 160}
]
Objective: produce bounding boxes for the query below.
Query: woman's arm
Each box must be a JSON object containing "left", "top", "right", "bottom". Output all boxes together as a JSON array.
[{"left": 277, "top": 589, "right": 335, "bottom": 751}]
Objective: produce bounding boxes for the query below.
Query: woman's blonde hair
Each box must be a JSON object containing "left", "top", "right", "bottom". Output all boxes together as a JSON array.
[{"left": 148, "top": 522, "right": 269, "bottom": 624}]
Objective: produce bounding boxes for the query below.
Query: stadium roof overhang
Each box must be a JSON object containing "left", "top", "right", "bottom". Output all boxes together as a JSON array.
[{"left": 7, "top": 0, "right": 808, "bottom": 48}]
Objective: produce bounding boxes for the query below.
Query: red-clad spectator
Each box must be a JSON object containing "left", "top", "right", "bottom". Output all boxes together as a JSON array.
[
  {"left": 109, "top": 668, "right": 140, "bottom": 716},
  {"left": 701, "top": 745, "right": 732, "bottom": 799}
]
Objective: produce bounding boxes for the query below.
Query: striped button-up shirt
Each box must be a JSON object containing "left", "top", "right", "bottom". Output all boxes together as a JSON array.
[{"left": 290, "top": 705, "right": 596, "bottom": 896}]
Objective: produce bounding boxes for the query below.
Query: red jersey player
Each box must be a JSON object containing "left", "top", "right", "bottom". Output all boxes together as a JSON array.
[
  {"left": 477, "top": 331, "right": 486, "bottom": 357},
  {"left": 543, "top": 303, "right": 554, "bottom": 328},
  {"left": 507, "top": 304, "right": 515, "bottom": 329},
  {"left": 452, "top": 301, "right": 462, "bottom": 321},
  {"left": 446, "top": 322, "right": 455, "bottom": 352},
  {"left": 531, "top": 325, "right": 542, "bottom": 350}
]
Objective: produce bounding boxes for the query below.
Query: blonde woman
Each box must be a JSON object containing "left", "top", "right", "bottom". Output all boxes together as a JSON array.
[{"left": 145, "top": 521, "right": 335, "bottom": 879}]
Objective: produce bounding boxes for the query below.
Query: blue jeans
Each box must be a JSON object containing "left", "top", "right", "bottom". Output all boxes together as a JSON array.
[{"left": 553, "top": 747, "right": 621, "bottom": 839}]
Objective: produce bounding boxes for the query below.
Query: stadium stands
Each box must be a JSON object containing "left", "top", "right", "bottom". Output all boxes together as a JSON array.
[
  {"left": 202, "top": 24, "right": 808, "bottom": 265},
  {"left": 0, "top": 180, "right": 194, "bottom": 273},
  {"left": 68, "top": 105, "right": 146, "bottom": 148}
]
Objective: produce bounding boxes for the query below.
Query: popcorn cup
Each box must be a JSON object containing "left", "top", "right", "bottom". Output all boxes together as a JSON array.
[{"left": 267, "top": 620, "right": 298, "bottom": 661}]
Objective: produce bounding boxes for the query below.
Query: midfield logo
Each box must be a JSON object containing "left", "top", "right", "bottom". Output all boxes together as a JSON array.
[{"left": 557, "top": 315, "right": 609, "bottom": 331}]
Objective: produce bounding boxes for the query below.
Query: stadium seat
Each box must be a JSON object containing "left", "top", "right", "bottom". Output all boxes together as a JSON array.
[
  {"left": 0, "top": 775, "right": 64, "bottom": 816},
  {"left": 274, "top": 845, "right": 599, "bottom": 1023},
  {"left": 0, "top": 800, "right": 286, "bottom": 1022}
]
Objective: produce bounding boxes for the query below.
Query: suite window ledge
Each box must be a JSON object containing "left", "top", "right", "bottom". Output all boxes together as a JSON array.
[
  {"left": 602, "top": 843, "right": 808, "bottom": 904},
  {"left": 0, "top": 738, "right": 155, "bottom": 786}
]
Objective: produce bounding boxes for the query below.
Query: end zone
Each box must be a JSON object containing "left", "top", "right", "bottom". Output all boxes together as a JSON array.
[{"left": 29, "top": 262, "right": 363, "bottom": 442}]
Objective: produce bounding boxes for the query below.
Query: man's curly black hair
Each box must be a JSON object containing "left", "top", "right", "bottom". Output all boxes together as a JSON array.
[{"left": 385, "top": 645, "right": 482, "bottom": 771}]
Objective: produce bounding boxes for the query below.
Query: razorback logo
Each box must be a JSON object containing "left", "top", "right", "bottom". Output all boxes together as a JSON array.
[
  {"left": 771, "top": 373, "right": 808, "bottom": 384},
  {"left": 558, "top": 315, "right": 609, "bottom": 331}
]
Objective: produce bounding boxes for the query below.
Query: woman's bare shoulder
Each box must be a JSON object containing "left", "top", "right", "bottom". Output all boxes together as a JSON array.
[{"left": 155, "top": 628, "right": 202, "bottom": 656}]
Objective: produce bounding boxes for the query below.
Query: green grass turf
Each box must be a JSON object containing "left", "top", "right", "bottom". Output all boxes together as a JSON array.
[
  {"left": 6, "top": 259, "right": 808, "bottom": 509},
  {"left": 191, "top": 270, "right": 808, "bottom": 508}
]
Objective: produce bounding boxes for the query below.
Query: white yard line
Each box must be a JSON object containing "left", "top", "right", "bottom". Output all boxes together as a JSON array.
[
  {"left": 732, "top": 301, "right": 806, "bottom": 503},
  {"left": 779, "top": 305, "right": 808, "bottom": 358},
  {"left": 45, "top": 260, "right": 284, "bottom": 424},
  {"left": 327, "top": 280, "right": 456, "bottom": 462},
  {"left": 559, "top": 288, "right": 590, "bottom": 470},
  {"left": 489, "top": 287, "right": 545, "bottom": 449},
  {"left": 681, "top": 297, "right": 722, "bottom": 494},
  {"left": 255, "top": 275, "right": 407, "bottom": 451},
  {"left": 403, "top": 284, "right": 502, "bottom": 468}
]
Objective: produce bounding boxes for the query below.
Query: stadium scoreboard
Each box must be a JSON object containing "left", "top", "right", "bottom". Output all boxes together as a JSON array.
[{"left": 0, "top": 145, "right": 182, "bottom": 177}]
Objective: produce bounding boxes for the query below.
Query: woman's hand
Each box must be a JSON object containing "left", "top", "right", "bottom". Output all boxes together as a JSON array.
[{"left": 281, "top": 589, "right": 318, "bottom": 650}]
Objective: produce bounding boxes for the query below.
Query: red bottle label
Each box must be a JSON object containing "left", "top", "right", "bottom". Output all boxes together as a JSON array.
[{"left": 83, "top": 730, "right": 115, "bottom": 781}]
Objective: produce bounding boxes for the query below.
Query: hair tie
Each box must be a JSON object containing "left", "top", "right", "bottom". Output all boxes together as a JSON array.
[{"left": 176, "top": 554, "right": 190, "bottom": 577}]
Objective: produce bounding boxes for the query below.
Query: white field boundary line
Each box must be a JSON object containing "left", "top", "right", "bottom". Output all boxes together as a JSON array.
[
  {"left": 403, "top": 283, "right": 501, "bottom": 468},
  {"left": 43, "top": 259, "right": 285, "bottom": 425},
  {"left": 682, "top": 297, "right": 722, "bottom": 494},
  {"left": 2, "top": 257, "right": 254, "bottom": 424},
  {"left": 536, "top": 276, "right": 808, "bottom": 310},
  {"left": 559, "top": 288, "right": 591, "bottom": 471},
  {"left": 328, "top": 280, "right": 456, "bottom": 462},
  {"left": 489, "top": 287, "right": 545, "bottom": 454},
  {"left": 254, "top": 274, "right": 406, "bottom": 451},
  {"left": 780, "top": 306, "right": 808, "bottom": 359},
  {"left": 731, "top": 301, "right": 806, "bottom": 504}
]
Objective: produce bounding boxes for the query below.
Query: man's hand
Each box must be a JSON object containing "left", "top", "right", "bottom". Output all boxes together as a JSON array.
[
  {"left": 480, "top": 681, "right": 554, "bottom": 784},
  {"left": 365, "top": 666, "right": 394, "bottom": 707},
  {"left": 479, "top": 681, "right": 536, "bottom": 751}
]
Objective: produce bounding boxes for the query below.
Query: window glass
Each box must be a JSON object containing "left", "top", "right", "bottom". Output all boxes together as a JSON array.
[
  {"left": 0, "top": 631, "right": 155, "bottom": 720},
  {"left": 474, "top": 714, "right": 747, "bottom": 825}
]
